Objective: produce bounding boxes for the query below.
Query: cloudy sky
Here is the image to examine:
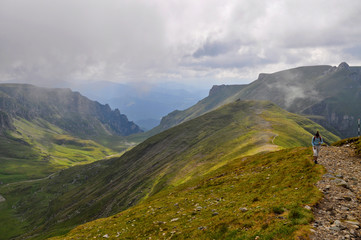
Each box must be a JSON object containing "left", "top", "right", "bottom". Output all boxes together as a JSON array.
[{"left": 1, "top": 0, "right": 361, "bottom": 88}]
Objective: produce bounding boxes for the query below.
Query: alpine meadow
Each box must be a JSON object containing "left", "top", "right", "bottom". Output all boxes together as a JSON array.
[{"left": 1, "top": 1, "right": 361, "bottom": 239}]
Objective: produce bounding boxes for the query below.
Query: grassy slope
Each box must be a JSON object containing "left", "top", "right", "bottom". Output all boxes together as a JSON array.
[
  {"left": 151, "top": 65, "right": 361, "bottom": 139},
  {"left": 0, "top": 118, "right": 117, "bottom": 184},
  {"left": 51, "top": 147, "right": 325, "bottom": 240},
  {"left": 147, "top": 85, "right": 247, "bottom": 137},
  {"left": 150, "top": 66, "right": 333, "bottom": 137},
  {"left": 0, "top": 119, "right": 128, "bottom": 239},
  {"left": 0, "top": 100, "right": 339, "bottom": 239}
]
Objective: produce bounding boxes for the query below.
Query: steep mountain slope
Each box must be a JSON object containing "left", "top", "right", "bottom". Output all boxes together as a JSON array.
[
  {"left": 50, "top": 147, "right": 325, "bottom": 240},
  {"left": 0, "top": 100, "right": 339, "bottom": 239},
  {"left": 154, "top": 63, "right": 361, "bottom": 138},
  {"left": 150, "top": 84, "right": 246, "bottom": 134},
  {"left": 67, "top": 81, "right": 209, "bottom": 130},
  {"left": 0, "top": 84, "right": 141, "bottom": 137},
  {"left": 0, "top": 84, "right": 141, "bottom": 184}
]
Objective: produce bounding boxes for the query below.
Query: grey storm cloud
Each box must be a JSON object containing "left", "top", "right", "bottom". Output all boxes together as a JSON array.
[
  {"left": 1, "top": 0, "right": 361, "bottom": 86},
  {"left": 192, "top": 39, "right": 241, "bottom": 58}
]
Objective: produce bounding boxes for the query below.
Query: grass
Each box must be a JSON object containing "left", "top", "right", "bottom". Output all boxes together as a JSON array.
[
  {"left": 50, "top": 147, "right": 324, "bottom": 240},
  {"left": 0, "top": 119, "right": 132, "bottom": 239},
  {"left": 0, "top": 118, "right": 118, "bottom": 184},
  {"left": 0, "top": 100, "right": 339, "bottom": 239}
]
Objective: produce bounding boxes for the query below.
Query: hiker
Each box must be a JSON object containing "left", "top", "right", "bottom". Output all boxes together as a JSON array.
[{"left": 312, "top": 131, "right": 323, "bottom": 164}]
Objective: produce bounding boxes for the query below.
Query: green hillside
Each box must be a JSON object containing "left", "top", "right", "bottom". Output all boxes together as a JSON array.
[
  {"left": 50, "top": 147, "right": 324, "bottom": 240},
  {"left": 0, "top": 100, "right": 339, "bottom": 239},
  {"left": 0, "top": 117, "right": 132, "bottom": 184},
  {"left": 0, "top": 84, "right": 142, "bottom": 184},
  {"left": 153, "top": 63, "right": 361, "bottom": 138}
]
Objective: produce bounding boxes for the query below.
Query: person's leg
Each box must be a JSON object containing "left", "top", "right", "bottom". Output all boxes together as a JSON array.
[
  {"left": 315, "top": 146, "right": 321, "bottom": 163},
  {"left": 313, "top": 147, "right": 318, "bottom": 163}
]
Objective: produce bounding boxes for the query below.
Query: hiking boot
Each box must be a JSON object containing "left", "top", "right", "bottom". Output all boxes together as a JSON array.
[{"left": 314, "top": 160, "right": 318, "bottom": 164}]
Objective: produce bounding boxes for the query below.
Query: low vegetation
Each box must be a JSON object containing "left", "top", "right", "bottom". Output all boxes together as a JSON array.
[
  {"left": 51, "top": 147, "right": 324, "bottom": 240},
  {"left": 332, "top": 136, "right": 361, "bottom": 156},
  {"left": 0, "top": 100, "right": 339, "bottom": 239},
  {"left": 0, "top": 118, "right": 117, "bottom": 184}
]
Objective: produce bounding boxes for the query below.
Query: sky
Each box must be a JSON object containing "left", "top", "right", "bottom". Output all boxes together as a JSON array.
[{"left": 1, "top": 0, "right": 361, "bottom": 89}]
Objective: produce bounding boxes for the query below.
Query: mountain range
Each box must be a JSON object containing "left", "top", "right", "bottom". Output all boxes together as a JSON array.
[
  {"left": 1, "top": 62, "right": 360, "bottom": 239},
  {"left": 152, "top": 62, "right": 361, "bottom": 138},
  {"left": 0, "top": 100, "right": 339, "bottom": 239},
  {"left": 66, "top": 81, "right": 209, "bottom": 130},
  {"left": 0, "top": 84, "right": 141, "bottom": 184}
]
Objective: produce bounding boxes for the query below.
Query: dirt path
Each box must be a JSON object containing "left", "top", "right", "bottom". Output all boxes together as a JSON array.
[
  {"left": 4, "top": 172, "right": 57, "bottom": 188},
  {"left": 310, "top": 146, "right": 361, "bottom": 240}
]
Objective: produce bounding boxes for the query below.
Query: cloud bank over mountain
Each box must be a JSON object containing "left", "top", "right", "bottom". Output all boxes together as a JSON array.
[{"left": 1, "top": 0, "right": 361, "bottom": 87}]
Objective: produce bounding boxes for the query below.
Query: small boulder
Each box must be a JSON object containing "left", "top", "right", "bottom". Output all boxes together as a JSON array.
[{"left": 239, "top": 207, "right": 248, "bottom": 212}]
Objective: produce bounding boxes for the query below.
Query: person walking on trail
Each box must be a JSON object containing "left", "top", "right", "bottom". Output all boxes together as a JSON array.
[{"left": 312, "top": 131, "right": 323, "bottom": 164}]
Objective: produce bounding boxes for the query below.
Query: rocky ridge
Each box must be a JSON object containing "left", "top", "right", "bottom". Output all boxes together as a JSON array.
[
  {"left": 0, "top": 84, "right": 142, "bottom": 136},
  {"left": 311, "top": 146, "right": 361, "bottom": 239}
]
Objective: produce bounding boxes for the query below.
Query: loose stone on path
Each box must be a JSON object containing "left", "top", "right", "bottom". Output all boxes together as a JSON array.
[{"left": 310, "top": 146, "right": 361, "bottom": 239}]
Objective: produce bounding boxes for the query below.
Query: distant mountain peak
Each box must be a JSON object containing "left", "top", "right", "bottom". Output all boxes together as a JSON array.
[
  {"left": 209, "top": 84, "right": 227, "bottom": 96},
  {"left": 337, "top": 62, "right": 350, "bottom": 70},
  {"left": 0, "top": 84, "right": 142, "bottom": 136},
  {"left": 257, "top": 73, "right": 270, "bottom": 80}
]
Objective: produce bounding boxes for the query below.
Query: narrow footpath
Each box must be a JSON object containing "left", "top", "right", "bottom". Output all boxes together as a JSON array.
[{"left": 311, "top": 146, "right": 361, "bottom": 240}]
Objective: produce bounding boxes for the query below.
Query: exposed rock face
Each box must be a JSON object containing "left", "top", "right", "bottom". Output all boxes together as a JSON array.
[
  {"left": 0, "top": 110, "right": 14, "bottom": 133},
  {"left": 337, "top": 62, "right": 350, "bottom": 71},
  {"left": 0, "top": 84, "right": 142, "bottom": 137},
  {"left": 0, "top": 194, "right": 5, "bottom": 203},
  {"left": 209, "top": 84, "right": 227, "bottom": 96},
  {"left": 303, "top": 100, "right": 358, "bottom": 138}
]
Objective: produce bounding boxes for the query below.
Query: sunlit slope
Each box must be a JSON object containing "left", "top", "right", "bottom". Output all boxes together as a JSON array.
[
  {"left": 0, "top": 83, "right": 141, "bottom": 184},
  {"left": 1, "top": 100, "right": 339, "bottom": 239},
  {"left": 0, "top": 118, "right": 117, "bottom": 184},
  {"left": 51, "top": 147, "right": 325, "bottom": 240}
]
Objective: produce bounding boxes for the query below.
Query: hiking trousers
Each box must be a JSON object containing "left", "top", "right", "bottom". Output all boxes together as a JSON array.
[{"left": 313, "top": 145, "right": 321, "bottom": 157}]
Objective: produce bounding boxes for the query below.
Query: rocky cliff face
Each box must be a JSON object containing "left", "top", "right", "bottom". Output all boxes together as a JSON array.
[
  {"left": 0, "top": 84, "right": 142, "bottom": 136},
  {"left": 0, "top": 110, "right": 14, "bottom": 133}
]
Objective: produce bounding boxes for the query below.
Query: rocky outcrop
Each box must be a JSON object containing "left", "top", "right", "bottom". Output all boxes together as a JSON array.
[
  {"left": 303, "top": 99, "right": 359, "bottom": 138},
  {"left": 209, "top": 84, "right": 227, "bottom": 96},
  {"left": 208, "top": 84, "right": 245, "bottom": 97},
  {"left": 337, "top": 62, "right": 350, "bottom": 71},
  {"left": 0, "top": 110, "right": 14, "bottom": 133},
  {"left": 0, "top": 194, "right": 5, "bottom": 203}
]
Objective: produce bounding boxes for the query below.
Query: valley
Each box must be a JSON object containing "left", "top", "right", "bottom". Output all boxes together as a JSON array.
[
  {"left": 0, "top": 99, "right": 339, "bottom": 239},
  {"left": 0, "top": 84, "right": 141, "bottom": 184},
  {"left": 0, "top": 63, "right": 360, "bottom": 239}
]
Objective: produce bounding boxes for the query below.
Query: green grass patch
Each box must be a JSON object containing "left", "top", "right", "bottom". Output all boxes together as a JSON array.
[
  {"left": 50, "top": 147, "right": 324, "bottom": 240},
  {"left": 0, "top": 100, "right": 337, "bottom": 239}
]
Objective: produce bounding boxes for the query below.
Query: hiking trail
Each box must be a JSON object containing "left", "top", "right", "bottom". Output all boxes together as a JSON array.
[{"left": 310, "top": 145, "right": 361, "bottom": 239}]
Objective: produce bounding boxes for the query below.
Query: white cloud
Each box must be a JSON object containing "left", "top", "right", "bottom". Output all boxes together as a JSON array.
[{"left": 0, "top": 0, "right": 361, "bottom": 87}]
